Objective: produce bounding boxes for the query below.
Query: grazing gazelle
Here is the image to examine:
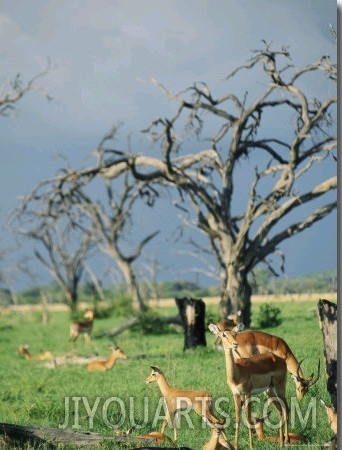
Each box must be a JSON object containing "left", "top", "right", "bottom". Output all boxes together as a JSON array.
[
  {"left": 209, "top": 323, "right": 289, "bottom": 450},
  {"left": 87, "top": 346, "right": 127, "bottom": 371},
  {"left": 17, "top": 344, "right": 54, "bottom": 361},
  {"left": 145, "top": 366, "right": 222, "bottom": 441},
  {"left": 69, "top": 309, "right": 94, "bottom": 344}
]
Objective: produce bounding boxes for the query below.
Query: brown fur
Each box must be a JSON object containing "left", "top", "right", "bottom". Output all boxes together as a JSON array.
[
  {"left": 87, "top": 346, "right": 127, "bottom": 371},
  {"left": 18, "top": 344, "right": 54, "bottom": 361}
]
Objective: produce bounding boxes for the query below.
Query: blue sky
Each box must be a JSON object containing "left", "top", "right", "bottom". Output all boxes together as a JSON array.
[{"left": 0, "top": 1, "right": 338, "bottom": 288}]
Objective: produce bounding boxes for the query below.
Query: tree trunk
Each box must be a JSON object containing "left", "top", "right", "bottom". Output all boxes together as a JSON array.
[
  {"left": 117, "top": 260, "right": 147, "bottom": 312},
  {"left": 219, "top": 266, "right": 252, "bottom": 327},
  {"left": 175, "top": 297, "right": 207, "bottom": 351},
  {"left": 317, "top": 299, "right": 337, "bottom": 410},
  {"left": 65, "top": 289, "right": 78, "bottom": 311}
]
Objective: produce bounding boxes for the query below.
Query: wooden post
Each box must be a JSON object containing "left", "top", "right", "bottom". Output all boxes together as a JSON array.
[
  {"left": 317, "top": 299, "right": 337, "bottom": 409},
  {"left": 175, "top": 297, "right": 207, "bottom": 351},
  {"left": 40, "top": 290, "right": 49, "bottom": 325}
]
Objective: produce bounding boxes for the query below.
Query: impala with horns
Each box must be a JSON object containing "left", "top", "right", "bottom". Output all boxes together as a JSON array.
[
  {"left": 145, "top": 366, "right": 223, "bottom": 442},
  {"left": 69, "top": 309, "right": 94, "bottom": 345},
  {"left": 227, "top": 327, "right": 320, "bottom": 400},
  {"left": 209, "top": 323, "right": 289, "bottom": 450}
]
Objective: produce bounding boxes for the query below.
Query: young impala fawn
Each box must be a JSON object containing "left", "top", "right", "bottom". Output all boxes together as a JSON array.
[
  {"left": 209, "top": 324, "right": 289, "bottom": 450},
  {"left": 251, "top": 412, "right": 305, "bottom": 445},
  {"left": 87, "top": 346, "right": 127, "bottom": 371},
  {"left": 145, "top": 366, "right": 222, "bottom": 441},
  {"left": 17, "top": 344, "right": 54, "bottom": 361},
  {"left": 69, "top": 310, "right": 94, "bottom": 344},
  {"left": 203, "top": 425, "right": 234, "bottom": 450}
]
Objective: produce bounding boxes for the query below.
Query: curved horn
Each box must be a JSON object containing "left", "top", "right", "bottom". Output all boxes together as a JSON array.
[
  {"left": 296, "top": 357, "right": 307, "bottom": 378},
  {"left": 308, "top": 359, "right": 320, "bottom": 387}
]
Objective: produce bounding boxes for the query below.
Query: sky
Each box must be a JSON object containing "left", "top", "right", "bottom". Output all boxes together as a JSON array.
[{"left": 0, "top": 0, "right": 338, "bottom": 289}]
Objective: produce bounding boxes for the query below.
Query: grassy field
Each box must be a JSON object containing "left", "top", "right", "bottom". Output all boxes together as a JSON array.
[{"left": 0, "top": 299, "right": 336, "bottom": 449}]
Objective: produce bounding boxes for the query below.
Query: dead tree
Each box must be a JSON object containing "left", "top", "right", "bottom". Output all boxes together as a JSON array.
[
  {"left": 11, "top": 202, "right": 95, "bottom": 311},
  {"left": 0, "top": 64, "right": 52, "bottom": 118},
  {"left": 60, "top": 43, "right": 336, "bottom": 326},
  {"left": 317, "top": 299, "right": 337, "bottom": 409},
  {"left": 175, "top": 297, "right": 207, "bottom": 351}
]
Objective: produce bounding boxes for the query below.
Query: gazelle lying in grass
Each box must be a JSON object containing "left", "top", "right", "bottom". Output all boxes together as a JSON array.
[
  {"left": 87, "top": 346, "right": 127, "bottom": 371},
  {"left": 17, "top": 344, "right": 54, "bottom": 361},
  {"left": 69, "top": 309, "right": 94, "bottom": 345},
  {"left": 114, "top": 428, "right": 174, "bottom": 445},
  {"left": 251, "top": 412, "right": 305, "bottom": 445},
  {"left": 203, "top": 425, "right": 234, "bottom": 450},
  {"left": 145, "top": 366, "right": 223, "bottom": 441},
  {"left": 135, "top": 431, "right": 174, "bottom": 445}
]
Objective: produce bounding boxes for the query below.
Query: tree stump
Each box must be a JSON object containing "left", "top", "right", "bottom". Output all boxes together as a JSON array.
[
  {"left": 175, "top": 297, "right": 207, "bottom": 351},
  {"left": 317, "top": 299, "right": 337, "bottom": 409}
]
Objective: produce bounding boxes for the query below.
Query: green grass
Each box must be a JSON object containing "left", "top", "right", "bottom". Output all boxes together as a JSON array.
[{"left": 0, "top": 300, "right": 335, "bottom": 449}]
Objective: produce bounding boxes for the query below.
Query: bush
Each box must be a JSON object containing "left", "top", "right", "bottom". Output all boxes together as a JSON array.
[
  {"left": 135, "top": 310, "right": 170, "bottom": 335},
  {"left": 255, "top": 303, "right": 282, "bottom": 328}
]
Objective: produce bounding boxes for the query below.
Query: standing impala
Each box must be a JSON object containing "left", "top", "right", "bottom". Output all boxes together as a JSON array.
[
  {"left": 69, "top": 310, "right": 94, "bottom": 344},
  {"left": 87, "top": 346, "right": 127, "bottom": 371},
  {"left": 209, "top": 324, "right": 289, "bottom": 450},
  {"left": 229, "top": 328, "right": 320, "bottom": 400},
  {"left": 145, "top": 366, "right": 222, "bottom": 441}
]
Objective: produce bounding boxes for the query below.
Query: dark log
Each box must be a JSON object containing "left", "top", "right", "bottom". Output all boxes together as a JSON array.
[
  {"left": 95, "top": 315, "right": 182, "bottom": 339},
  {"left": 0, "top": 422, "right": 192, "bottom": 449},
  {"left": 317, "top": 299, "right": 337, "bottom": 410},
  {"left": 175, "top": 297, "right": 207, "bottom": 351},
  {"left": 95, "top": 316, "right": 138, "bottom": 338},
  {"left": 0, "top": 422, "right": 118, "bottom": 448}
]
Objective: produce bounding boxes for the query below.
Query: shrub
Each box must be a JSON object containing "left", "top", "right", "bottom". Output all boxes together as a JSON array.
[
  {"left": 255, "top": 303, "right": 282, "bottom": 328},
  {"left": 135, "top": 310, "right": 170, "bottom": 335}
]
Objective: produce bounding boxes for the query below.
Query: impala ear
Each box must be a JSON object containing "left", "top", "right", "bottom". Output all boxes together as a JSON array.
[
  {"left": 208, "top": 323, "right": 220, "bottom": 335},
  {"left": 290, "top": 373, "right": 299, "bottom": 382}
]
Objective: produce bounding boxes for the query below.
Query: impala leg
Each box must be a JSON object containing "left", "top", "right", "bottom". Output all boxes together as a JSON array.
[
  {"left": 233, "top": 394, "right": 242, "bottom": 450},
  {"left": 282, "top": 398, "right": 289, "bottom": 445},
  {"left": 173, "top": 410, "right": 180, "bottom": 441},
  {"left": 267, "top": 390, "right": 289, "bottom": 446},
  {"left": 244, "top": 395, "right": 254, "bottom": 450},
  {"left": 160, "top": 409, "right": 171, "bottom": 435}
]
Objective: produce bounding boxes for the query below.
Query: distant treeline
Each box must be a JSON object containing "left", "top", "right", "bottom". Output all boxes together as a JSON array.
[{"left": 0, "top": 270, "right": 337, "bottom": 307}]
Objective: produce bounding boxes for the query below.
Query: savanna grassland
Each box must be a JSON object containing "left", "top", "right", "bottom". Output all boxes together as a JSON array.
[{"left": 0, "top": 298, "right": 336, "bottom": 449}]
